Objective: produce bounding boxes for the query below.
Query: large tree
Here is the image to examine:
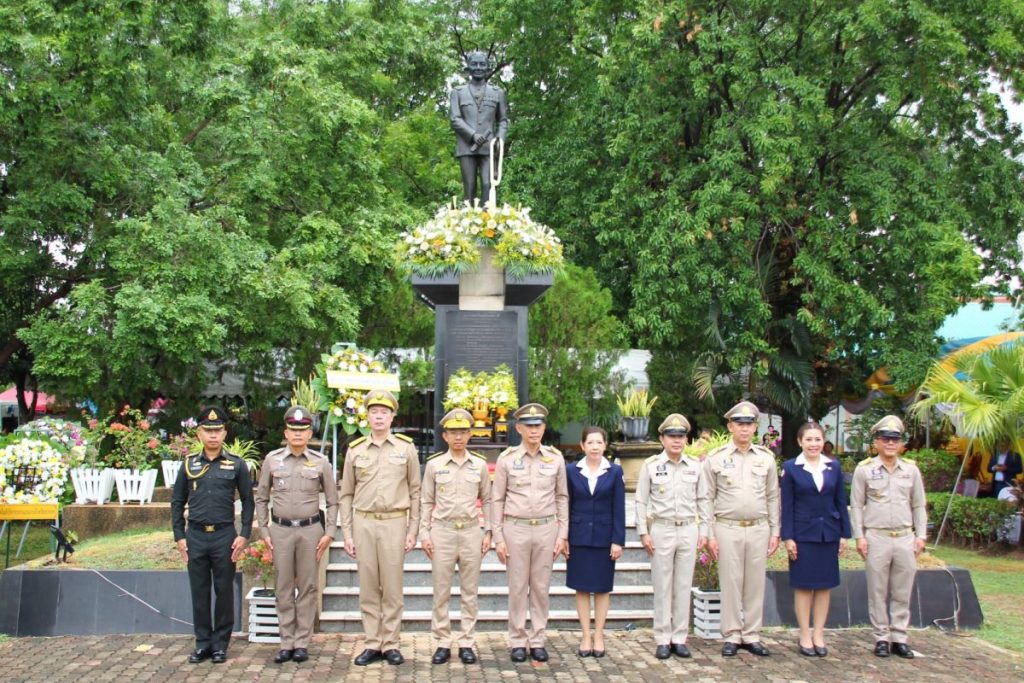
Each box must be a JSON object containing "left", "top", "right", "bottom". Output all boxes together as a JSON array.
[
  {"left": 480, "top": 0, "right": 1024, "bottom": 454},
  {"left": 1, "top": 0, "right": 453, "bottom": 415}
]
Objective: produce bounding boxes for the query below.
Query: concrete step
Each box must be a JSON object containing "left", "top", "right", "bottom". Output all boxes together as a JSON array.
[
  {"left": 327, "top": 540, "right": 651, "bottom": 565},
  {"left": 318, "top": 608, "right": 654, "bottom": 633},
  {"left": 325, "top": 561, "right": 653, "bottom": 588},
  {"left": 330, "top": 521, "right": 647, "bottom": 545},
  {"left": 322, "top": 584, "right": 655, "bottom": 614}
]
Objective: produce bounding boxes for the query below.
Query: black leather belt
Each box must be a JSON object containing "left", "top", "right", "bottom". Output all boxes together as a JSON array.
[
  {"left": 190, "top": 521, "right": 234, "bottom": 533},
  {"left": 272, "top": 514, "right": 321, "bottom": 528}
]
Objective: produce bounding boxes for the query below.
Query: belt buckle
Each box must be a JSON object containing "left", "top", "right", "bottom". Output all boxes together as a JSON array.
[
  {"left": 291, "top": 519, "right": 301, "bottom": 527},
  {"left": 455, "top": 521, "right": 464, "bottom": 529},
  {"left": 739, "top": 520, "right": 753, "bottom": 528},
  {"left": 675, "top": 521, "right": 683, "bottom": 526},
  {"left": 374, "top": 513, "right": 383, "bottom": 520},
  {"left": 204, "top": 525, "right": 215, "bottom": 532},
  {"left": 529, "top": 519, "right": 538, "bottom": 526}
]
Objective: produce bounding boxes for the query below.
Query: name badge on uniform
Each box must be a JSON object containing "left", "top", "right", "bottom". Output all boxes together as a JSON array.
[
  {"left": 871, "top": 468, "right": 884, "bottom": 480},
  {"left": 512, "top": 458, "right": 525, "bottom": 470},
  {"left": 723, "top": 460, "right": 735, "bottom": 470},
  {"left": 653, "top": 469, "right": 669, "bottom": 479},
  {"left": 220, "top": 463, "right": 235, "bottom": 469},
  {"left": 190, "top": 461, "right": 203, "bottom": 471},
  {"left": 273, "top": 463, "right": 287, "bottom": 471},
  {"left": 656, "top": 463, "right": 668, "bottom": 473},
  {"left": 437, "top": 469, "right": 450, "bottom": 476}
]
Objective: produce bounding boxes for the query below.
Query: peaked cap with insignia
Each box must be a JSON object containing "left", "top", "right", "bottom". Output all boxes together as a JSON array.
[
  {"left": 197, "top": 406, "right": 228, "bottom": 429},
  {"left": 363, "top": 389, "right": 399, "bottom": 411},
  {"left": 871, "top": 415, "right": 905, "bottom": 439},
  {"left": 658, "top": 413, "right": 691, "bottom": 435},
  {"left": 440, "top": 408, "right": 473, "bottom": 430},
  {"left": 513, "top": 402, "right": 548, "bottom": 425},
  {"left": 284, "top": 405, "right": 313, "bottom": 430},
  {"left": 724, "top": 400, "right": 759, "bottom": 423}
]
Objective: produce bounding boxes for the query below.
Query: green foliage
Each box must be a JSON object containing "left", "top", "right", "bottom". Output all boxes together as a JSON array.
[
  {"left": 527, "top": 264, "right": 627, "bottom": 430},
  {"left": 226, "top": 438, "right": 261, "bottom": 476},
  {"left": 910, "top": 448, "right": 962, "bottom": 494},
  {"left": 398, "top": 353, "right": 435, "bottom": 394},
  {"left": 615, "top": 388, "right": 658, "bottom": 418},
  {"left": 927, "top": 492, "right": 1015, "bottom": 547}
]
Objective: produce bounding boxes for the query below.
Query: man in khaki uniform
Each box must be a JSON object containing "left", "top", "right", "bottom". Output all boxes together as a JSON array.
[
  {"left": 636, "top": 413, "right": 701, "bottom": 659},
  {"left": 421, "top": 408, "right": 492, "bottom": 665},
  {"left": 851, "top": 415, "right": 927, "bottom": 659},
  {"left": 339, "top": 390, "right": 421, "bottom": 666},
  {"left": 491, "top": 403, "right": 569, "bottom": 663},
  {"left": 255, "top": 406, "right": 339, "bottom": 664},
  {"left": 699, "top": 400, "right": 780, "bottom": 657}
]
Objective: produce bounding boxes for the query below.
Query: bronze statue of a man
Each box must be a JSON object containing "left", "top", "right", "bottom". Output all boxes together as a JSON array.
[{"left": 449, "top": 51, "right": 508, "bottom": 204}]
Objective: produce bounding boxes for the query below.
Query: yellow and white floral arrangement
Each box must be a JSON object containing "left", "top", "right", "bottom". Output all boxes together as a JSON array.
[
  {"left": 311, "top": 347, "right": 389, "bottom": 436},
  {"left": 0, "top": 438, "right": 71, "bottom": 503}
]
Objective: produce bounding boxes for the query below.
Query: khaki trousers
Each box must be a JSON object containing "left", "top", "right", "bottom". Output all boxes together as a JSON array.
[
  {"left": 865, "top": 529, "right": 917, "bottom": 643},
  {"left": 715, "top": 521, "right": 769, "bottom": 644},
  {"left": 269, "top": 523, "right": 323, "bottom": 649},
  {"left": 353, "top": 514, "right": 407, "bottom": 650},
  {"left": 429, "top": 523, "right": 484, "bottom": 648},
  {"left": 504, "top": 519, "right": 559, "bottom": 648},
  {"left": 650, "top": 522, "right": 698, "bottom": 645}
]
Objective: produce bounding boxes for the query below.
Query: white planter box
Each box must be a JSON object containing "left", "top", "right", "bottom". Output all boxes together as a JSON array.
[
  {"left": 112, "top": 468, "right": 158, "bottom": 504},
  {"left": 247, "top": 587, "right": 281, "bottom": 643},
  {"left": 70, "top": 468, "right": 115, "bottom": 504},
  {"left": 161, "top": 460, "right": 181, "bottom": 489},
  {"left": 692, "top": 587, "right": 722, "bottom": 638}
]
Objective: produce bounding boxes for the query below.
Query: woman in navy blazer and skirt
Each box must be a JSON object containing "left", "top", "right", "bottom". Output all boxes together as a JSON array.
[
  {"left": 781, "top": 421, "right": 852, "bottom": 657},
  {"left": 566, "top": 426, "right": 625, "bottom": 657}
]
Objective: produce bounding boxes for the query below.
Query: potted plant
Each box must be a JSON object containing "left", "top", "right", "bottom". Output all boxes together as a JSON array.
[
  {"left": 692, "top": 550, "right": 722, "bottom": 638},
  {"left": 239, "top": 539, "right": 280, "bottom": 643},
  {"left": 290, "top": 375, "right": 322, "bottom": 433},
  {"left": 97, "top": 405, "right": 160, "bottom": 504},
  {"left": 615, "top": 388, "right": 658, "bottom": 442},
  {"left": 161, "top": 419, "right": 197, "bottom": 489}
]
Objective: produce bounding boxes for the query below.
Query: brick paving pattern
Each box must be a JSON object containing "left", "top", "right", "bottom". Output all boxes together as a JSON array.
[{"left": 1, "top": 628, "right": 1020, "bottom": 682}]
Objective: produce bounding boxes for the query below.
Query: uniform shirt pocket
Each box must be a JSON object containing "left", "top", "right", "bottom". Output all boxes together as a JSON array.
[
  {"left": 867, "top": 480, "right": 889, "bottom": 501},
  {"left": 272, "top": 471, "right": 292, "bottom": 492},
  {"left": 298, "top": 468, "right": 320, "bottom": 492}
]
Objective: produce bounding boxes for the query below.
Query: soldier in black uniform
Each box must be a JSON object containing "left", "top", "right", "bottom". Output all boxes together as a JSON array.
[{"left": 171, "top": 406, "right": 255, "bottom": 664}]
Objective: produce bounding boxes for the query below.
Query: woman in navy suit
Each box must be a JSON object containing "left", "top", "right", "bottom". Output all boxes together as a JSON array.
[
  {"left": 781, "top": 421, "right": 851, "bottom": 657},
  {"left": 566, "top": 426, "right": 625, "bottom": 657}
]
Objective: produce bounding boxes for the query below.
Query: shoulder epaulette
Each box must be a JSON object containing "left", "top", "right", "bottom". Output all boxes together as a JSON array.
[
  {"left": 470, "top": 450, "right": 487, "bottom": 461},
  {"left": 347, "top": 436, "right": 367, "bottom": 449},
  {"left": 706, "top": 444, "right": 730, "bottom": 457},
  {"left": 644, "top": 453, "right": 661, "bottom": 464},
  {"left": 857, "top": 457, "right": 874, "bottom": 468},
  {"left": 426, "top": 451, "right": 446, "bottom": 461},
  {"left": 497, "top": 446, "right": 515, "bottom": 458},
  {"left": 395, "top": 433, "right": 414, "bottom": 443},
  {"left": 546, "top": 445, "right": 563, "bottom": 456},
  {"left": 901, "top": 458, "right": 916, "bottom": 465}
]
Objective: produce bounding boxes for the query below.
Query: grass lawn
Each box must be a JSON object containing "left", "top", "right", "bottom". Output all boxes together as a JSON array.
[
  {"left": 931, "top": 545, "right": 1024, "bottom": 655},
  {"left": 1, "top": 523, "right": 57, "bottom": 569},
  {"left": 22, "top": 527, "right": 180, "bottom": 570}
]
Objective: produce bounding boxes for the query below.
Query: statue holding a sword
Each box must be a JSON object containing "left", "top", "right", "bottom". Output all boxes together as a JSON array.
[{"left": 449, "top": 51, "right": 508, "bottom": 208}]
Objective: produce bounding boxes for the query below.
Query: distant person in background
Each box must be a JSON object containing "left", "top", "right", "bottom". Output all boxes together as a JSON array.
[
  {"left": 987, "top": 440, "right": 1022, "bottom": 499},
  {"left": 822, "top": 441, "right": 835, "bottom": 457},
  {"left": 780, "top": 422, "right": 851, "bottom": 657},
  {"left": 566, "top": 426, "right": 625, "bottom": 658}
]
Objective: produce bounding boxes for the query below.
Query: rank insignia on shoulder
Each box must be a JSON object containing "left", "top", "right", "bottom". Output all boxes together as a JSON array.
[
  {"left": 857, "top": 457, "right": 874, "bottom": 468},
  {"left": 347, "top": 436, "right": 367, "bottom": 449},
  {"left": 427, "top": 451, "right": 446, "bottom": 461},
  {"left": 470, "top": 450, "right": 487, "bottom": 460},
  {"left": 395, "top": 433, "right": 414, "bottom": 443}
]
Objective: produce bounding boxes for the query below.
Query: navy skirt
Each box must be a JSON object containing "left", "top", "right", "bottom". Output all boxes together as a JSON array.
[
  {"left": 788, "top": 540, "right": 841, "bottom": 589},
  {"left": 566, "top": 544, "right": 616, "bottom": 593}
]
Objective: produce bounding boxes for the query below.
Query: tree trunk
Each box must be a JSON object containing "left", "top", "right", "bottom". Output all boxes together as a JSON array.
[{"left": 780, "top": 411, "right": 803, "bottom": 460}]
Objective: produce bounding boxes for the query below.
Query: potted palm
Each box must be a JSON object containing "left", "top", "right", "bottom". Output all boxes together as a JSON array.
[{"left": 616, "top": 388, "right": 658, "bottom": 442}]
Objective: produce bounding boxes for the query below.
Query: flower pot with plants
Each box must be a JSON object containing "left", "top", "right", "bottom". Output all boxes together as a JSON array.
[
  {"left": 616, "top": 388, "right": 658, "bottom": 442},
  {"left": 691, "top": 550, "right": 722, "bottom": 638}
]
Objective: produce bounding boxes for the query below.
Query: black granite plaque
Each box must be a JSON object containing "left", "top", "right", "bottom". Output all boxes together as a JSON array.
[{"left": 445, "top": 311, "right": 518, "bottom": 372}]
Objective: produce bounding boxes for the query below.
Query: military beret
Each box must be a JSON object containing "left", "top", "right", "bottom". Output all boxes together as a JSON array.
[
  {"left": 197, "top": 406, "right": 228, "bottom": 429},
  {"left": 513, "top": 403, "right": 548, "bottom": 425},
  {"left": 284, "top": 405, "right": 313, "bottom": 430},
  {"left": 441, "top": 408, "right": 473, "bottom": 430},
  {"left": 658, "top": 413, "right": 691, "bottom": 435},
  {"left": 364, "top": 389, "right": 399, "bottom": 412},
  {"left": 871, "top": 415, "right": 905, "bottom": 439},
  {"left": 723, "top": 400, "right": 759, "bottom": 423}
]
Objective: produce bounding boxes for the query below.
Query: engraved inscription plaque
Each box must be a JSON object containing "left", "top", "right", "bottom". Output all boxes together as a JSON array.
[{"left": 444, "top": 310, "right": 519, "bottom": 373}]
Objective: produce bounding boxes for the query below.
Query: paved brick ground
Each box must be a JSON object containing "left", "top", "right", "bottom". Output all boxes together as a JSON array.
[{"left": 1, "top": 628, "right": 1019, "bottom": 682}]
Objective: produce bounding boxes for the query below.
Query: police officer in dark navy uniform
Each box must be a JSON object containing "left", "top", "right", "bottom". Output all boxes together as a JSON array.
[{"left": 171, "top": 406, "right": 255, "bottom": 664}]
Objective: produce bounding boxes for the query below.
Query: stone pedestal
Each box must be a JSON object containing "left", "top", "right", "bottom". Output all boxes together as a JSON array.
[{"left": 609, "top": 441, "right": 661, "bottom": 492}]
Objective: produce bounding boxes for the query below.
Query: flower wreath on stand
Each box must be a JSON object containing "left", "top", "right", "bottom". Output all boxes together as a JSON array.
[
  {"left": 0, "top": 439, "right": 70, "bottom": 503},
  {"left": 311, "top": 347, "right": 389, "bottom": 436},
  {"left": 395, "top": 200, "right": 564, "bottom": 279}
]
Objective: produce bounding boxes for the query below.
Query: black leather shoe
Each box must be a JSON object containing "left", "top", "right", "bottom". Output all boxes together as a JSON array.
[
  {"left": 814, "top": 645, "right": 828, "bottom": 657},
  {"left": 798, "top": 645, "right": 817, "bottom": 657},
  {"left": 273, "top": 649, "right": 294, "bottom": 664},
  {"left": 874, "top": 641, "right": 890, "bottom": 657},
  {"left": 354, "top": 649, "right": 383, "bottom": 666},
  {"left": 383, "top": 649, "right": 404, "bottom": 665},
  {"left": 721, "top": 642, "right": 738, "bottom": 657},
  {"left": 530, "top": 647, "right": 549, "bottom": 662},
  {"left": 291, "top": 648, "right": 308, "bottom": 663},
  {"left": 655, "top": 644, "right": 671, "bottom": 659},
  {"left": 432, "top": 647, "right": 451, "bottom": 664},
  {"left": 578, "top": 649, "right": 592, "bottom": 657},
  {"left": 671, "top": 643, "right": 691, "bottom": 658},
  {"left": 458, "top": 647, "right": 477, "bottom": 664},
  {"left": 743, "top": 642, "right": 770, "bottom": 656},
  {"left": 891, "top": 643, "right": 914, "bottom": 659},
  {"left": 593, "top": 649, "right": 606, "bottom": 658},
  {"left": 510, "top": 647, "right": 528, "bottom": 663},
  {"left": 211, "top": 650, "right": 227, "bottom": 664},
  {"left": 188, "top": 648, "right": 212, "bottom": 664}
]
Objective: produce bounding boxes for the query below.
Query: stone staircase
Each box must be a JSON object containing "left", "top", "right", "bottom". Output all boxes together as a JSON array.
[{"left": 319, "top": 517, "right": 655, "bottom": 632}]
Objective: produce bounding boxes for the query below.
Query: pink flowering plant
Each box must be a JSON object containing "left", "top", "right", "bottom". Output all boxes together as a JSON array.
[
  {"left": 694, "top": 550, "right": 720, "bottom": 591},
  {"left": 89, "top": 405, "right": 162, "bottom": 470},
  {"left": 238, "top": 539, "right": 276, "bottom": 591}
]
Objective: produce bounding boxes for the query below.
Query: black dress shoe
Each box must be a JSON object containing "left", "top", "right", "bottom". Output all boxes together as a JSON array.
[
  {"left": 211, "top": 650, "right": 227, "bottom": 664},
  {"left": 354, "top": 649, "right": 383, "bottom": 666},
  {"left": 721, "top": 642, "right": 739, "bottom": 657},
  {"left": 188, "top": 648, "right": 212, "bottom": 664},
  {"left": 655, "top": 644, "right": 671, "bottom": 659},
  {"left": 530, "top": 647, "right": 549, "bottom": 662},
  {"left": 578, "top": 649, "right": 592, "bottom": 657},
  {"left": 432, "top": 647, "right": 451, "bottom": 664},
  {"left": 291, "top": 648, "right": 308, "bottom": 663},
  {"left": 510, "top": 647, "right": 528, "bottom": 663},
  {"left": 891, "top": 643, "right": 914, "bottom": 659},
  {"left": 383, "top": 649, "right": 404, "bottom": 665},
  {"left": 671, "top": 643, "right": 691, "bottom": 658},
  {"left": 798, "top": 645, "right": 817, "bottom": 657},
  {"left": 743, "top": 642, "right": 769, "bottom": 656},
  {"left": 814, "top": 645, "right": 828, "bottom": 657},
  {"left": 458, "top": 647, "right": 477, "bottom": 664},
  {"left": 593, "top": 649, "right": 606, "bottom": 658},
  {"left": 874, "top": 641, "right": 890, "bottom": 657},
  {"left": 273, "top": 649, "right": 294, "bottom": 664}
]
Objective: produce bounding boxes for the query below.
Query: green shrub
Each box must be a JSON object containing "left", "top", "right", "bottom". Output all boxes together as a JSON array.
[
  {"left": 910, "top": 448, "right": 961, "bottom": 493},
  {"left": 926, "top": 492, "right": 1015, "bottom": 546}
]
